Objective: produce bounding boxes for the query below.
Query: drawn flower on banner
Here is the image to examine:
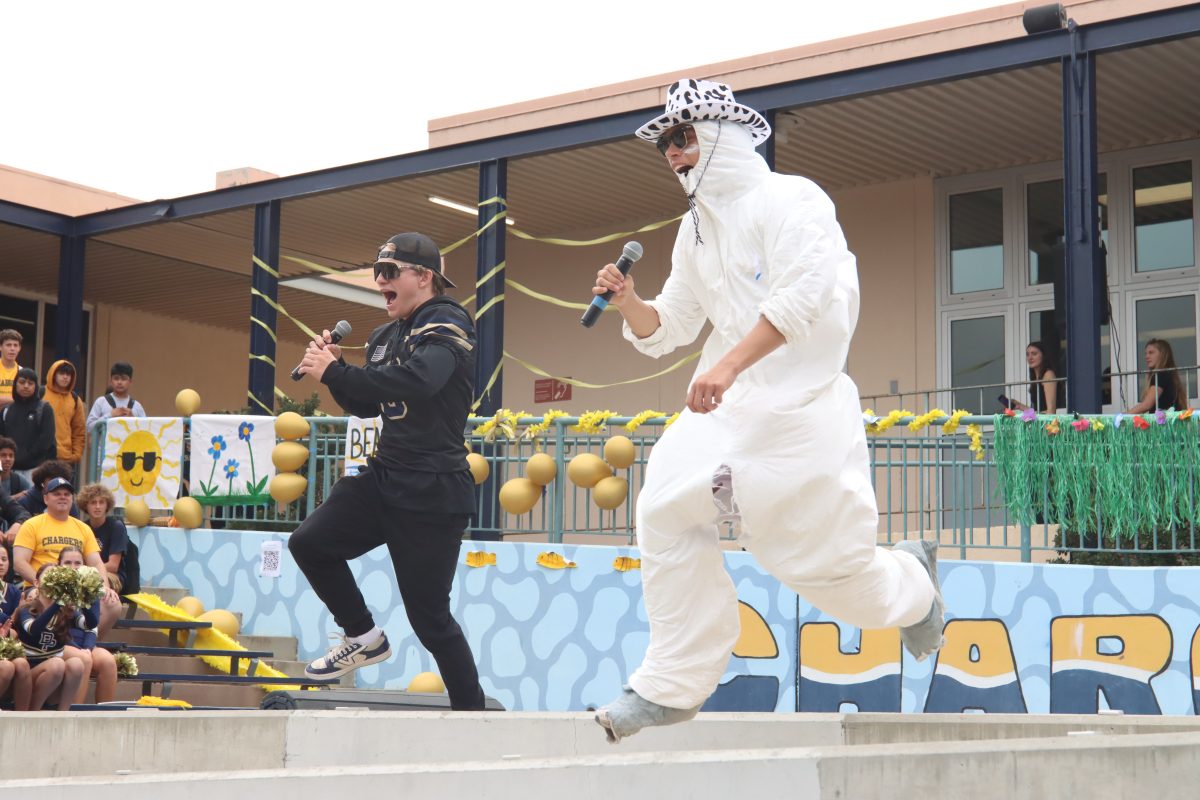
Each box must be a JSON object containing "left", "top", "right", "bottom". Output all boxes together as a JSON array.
[
  {"left": 208, "top": 436, "right": 226, "bottom": 459},
  {"left": 237, "top": 421, "right": 255, "bottom": 441},
  {"left": 224, "top": 460, "right": 239, "bottom": 479}
]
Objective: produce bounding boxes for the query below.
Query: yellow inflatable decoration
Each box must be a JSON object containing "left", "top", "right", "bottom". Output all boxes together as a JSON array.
[
  {"left": 275, "top": 411, "right": 310, "bottom": 440},
  {"left": 176, "top": 596, "right": 205, "bottom": 618},
  {"left": 269, "top": 473, "right": 308, "bottom": 505},
  {"left": 525, "top": 453, "right": 557, "bottom": 486},
  {"left": 198, "top": 609, "right": 241, "bottom": 638},
  {"left": 174, "top": 389, "right": 201, "bottom": 417},
  {"left": 498, "top": 478, "right": 540, "bottom": 515},
  {"left": 271, "top": 441, "right": 309, "bottom": 472},
  {"left": 172, "top": 497, "right": 203, "bottom": 529},
  {"left": 567, "top": 453, "right": 611, "bottom": 489},
  {"left": 124, "top": 499, "right": 151, "bottom": 527},
  {"left": 407, "top": 672, "right": 446, "bottom": 693},
  {"left": 466, "top": 453, "right": 490, "bottom": 485},
  {"left": 603, "top": 435, "right": 637, "bottom": 469},
  {"left": 592, "top": 476, "right": 629, "bottom": 510}
]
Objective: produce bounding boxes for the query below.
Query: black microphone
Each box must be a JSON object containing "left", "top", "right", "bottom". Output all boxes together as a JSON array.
[
  {"left": 291, "top": 320, "right": 353, "bottom": 381},
  {"left": 581, "top": 241, "right": 644, "bottom": 328}
]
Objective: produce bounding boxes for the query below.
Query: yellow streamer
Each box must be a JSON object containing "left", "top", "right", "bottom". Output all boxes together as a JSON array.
[
  {"left": 475, "top": 293, "right": 505, "bottom": 320},
  {"left": 504, "top": 349, "right": 700, "bottom": 390}
]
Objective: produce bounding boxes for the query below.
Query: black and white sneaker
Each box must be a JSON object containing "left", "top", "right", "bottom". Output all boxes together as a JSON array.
[{"left": 305, "top": 632, "right": 392, "bottom": 680}]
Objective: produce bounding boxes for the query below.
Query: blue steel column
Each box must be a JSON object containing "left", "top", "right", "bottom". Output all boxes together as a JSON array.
[
  {"left": 248, "top": 200, "right": 281, "bottom": 414},
  {"left": 1061, "top": 33, "right": 1103, "bottom": 413},
  {"left": 54, "top": 234, "right": 85, "bottom": 367},
  {"left": 472, "top": 159, "right": 507, "bottom": 541}
]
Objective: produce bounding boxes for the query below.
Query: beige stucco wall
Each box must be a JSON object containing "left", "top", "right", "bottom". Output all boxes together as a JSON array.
[{"left": 88, "top": 304, "right": 335, "bottom": 416}]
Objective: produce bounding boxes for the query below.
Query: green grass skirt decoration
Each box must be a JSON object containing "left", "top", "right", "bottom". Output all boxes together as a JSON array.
[{"left": 993, "top": 412, "right": 1199, "bottom": 541}]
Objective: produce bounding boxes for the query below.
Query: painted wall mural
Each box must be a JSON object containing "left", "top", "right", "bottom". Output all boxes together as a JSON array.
[{"left": 135, "top": 528, "right": 1200, "bottom": 715}]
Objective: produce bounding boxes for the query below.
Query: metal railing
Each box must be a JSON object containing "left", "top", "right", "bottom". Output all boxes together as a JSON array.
[{"left": 81, "top": 411, "right": 1200, "bottom": 561}]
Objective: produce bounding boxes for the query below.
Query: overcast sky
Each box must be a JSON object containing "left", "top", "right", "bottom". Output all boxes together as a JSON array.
[{"left": 4, "top": 0, "right": 1002, "bottom": 201}]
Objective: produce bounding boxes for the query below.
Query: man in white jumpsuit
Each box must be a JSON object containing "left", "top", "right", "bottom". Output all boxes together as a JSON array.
[{"left": 594, "top": 79, "right": 945, "bottom": 743}]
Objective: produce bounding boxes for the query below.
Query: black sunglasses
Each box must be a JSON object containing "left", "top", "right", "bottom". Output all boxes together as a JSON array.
[
  {"left": 656, "top": 125, "right": 693, "bottom": 156},
  {"left": 120, "top": 451, "right": 158, "bottom": 472}
]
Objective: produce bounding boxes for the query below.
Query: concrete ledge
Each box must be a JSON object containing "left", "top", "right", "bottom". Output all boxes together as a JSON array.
[{"left": 9, "top": 732, "right": 1200, "bottom": 798}]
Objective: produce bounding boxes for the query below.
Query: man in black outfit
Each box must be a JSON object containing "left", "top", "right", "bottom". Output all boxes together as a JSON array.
[{"left": 291, "top": 232, "right": 485, "bottom": 710}]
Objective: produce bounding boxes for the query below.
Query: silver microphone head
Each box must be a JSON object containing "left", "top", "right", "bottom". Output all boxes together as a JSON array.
[
  {"left": 333, "top": 320, "right": 353, "bottom": 340},
  {"left": 622, "top": 241, "right": 644, "bottom": 263}
]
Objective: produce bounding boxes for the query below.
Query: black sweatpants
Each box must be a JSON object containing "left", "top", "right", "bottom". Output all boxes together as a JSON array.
[{"left": 288, "top": 470, "right": 485, "bottom": 710}]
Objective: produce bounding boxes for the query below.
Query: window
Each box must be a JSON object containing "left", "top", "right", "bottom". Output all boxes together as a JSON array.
[
  {"left": 1027, "top": 175, "right": 1108, "bottom": 286},
  {"left": 950, "top": 316, "right": 1006, "bottom": 413},
  {"left": 1134, "top": 294, "right": 1197, "bottom": 401},
  {"left": 1133, "top": 161, "right": 1194, "bottom": 273},
  {"left": 949, "top": 189, "right": 1004, "bottom": 294},
  {"left": 0, "top": 293, "right": 91, "bottom": 385}
]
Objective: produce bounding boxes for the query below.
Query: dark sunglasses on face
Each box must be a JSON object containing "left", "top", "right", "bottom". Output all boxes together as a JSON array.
[
  {"left": 120, "top": 451, "right": 158, "bottom": 471},
  {"left": 373, "top": 262, "right": 402, "bottom": 281},
  {"left": 656, "top": 125, "right": 693, "bottom": 156}
]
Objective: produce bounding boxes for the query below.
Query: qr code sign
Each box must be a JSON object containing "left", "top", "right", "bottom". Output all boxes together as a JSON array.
[{"left": 260, "top": 540, "right": 283, "bottom": 578}]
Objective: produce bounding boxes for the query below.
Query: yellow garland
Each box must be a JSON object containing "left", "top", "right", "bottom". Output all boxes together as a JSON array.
[
  {"left": 523, "top": 410, "right": 570, "bottom": 440},
  {"left": 573, "top": 410, "right": 618, "bottom": 435},
  {"left": 472, "top": 409, "right": 524, "bottom": 441},
  {"left": 907, "top": 408, "right": 947, "bottom": 432},
  {"left": 942, "top": 409, "right": 970, "bottom": 434},
  {"left": 863, "top": 408, "right": 912, "bottom": 435},
  {"left": 624, "top": 410, "right": 670, "bottom": 433},
  {"left": 663, "top": 412, "right": 681, "bottom": 429},
  {"left": 967, "top": 424, "right": 984, "bottom": 461}
]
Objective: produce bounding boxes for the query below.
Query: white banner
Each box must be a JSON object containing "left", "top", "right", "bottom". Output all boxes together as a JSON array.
[
  {"left": 344, "top": 416, "right": 381, "bottom": 476},
  {"left": 190, "top": 415, "right": 276, "bottom": 506},
  {"left": 100, "top": 417, "right": 184, "bottom": 509}
]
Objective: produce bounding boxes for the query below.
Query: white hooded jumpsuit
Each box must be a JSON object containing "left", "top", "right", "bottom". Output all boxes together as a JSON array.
[{"left": 624, "top": 120, "right": 936, "bottom": 710}]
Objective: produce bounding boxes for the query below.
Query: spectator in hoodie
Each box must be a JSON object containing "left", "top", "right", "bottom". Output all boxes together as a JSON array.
[
  {"left": 86, "top": 362, "right": 145, "bottom": 430},
  {"left": 0, "top": 369, "right": 55, "bottom": 482},
  {"left": 0, "top": 437, "right": 32, "bottom": 499},
  {"left": 43, "top": 361, "right": 85, "bottom": 479}
]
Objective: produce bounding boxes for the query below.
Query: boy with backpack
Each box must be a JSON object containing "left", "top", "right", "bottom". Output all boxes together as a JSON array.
[{"left": 86, "top": 362, "right": 145, "bottom": 430}]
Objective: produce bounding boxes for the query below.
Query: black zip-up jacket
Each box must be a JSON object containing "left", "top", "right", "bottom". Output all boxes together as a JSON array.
[
  {"left": 321, "top": 296, "right": 477, "bottom": 514},
  {"left": 0, "top": 394, "right": 56, "bottom": 471}
]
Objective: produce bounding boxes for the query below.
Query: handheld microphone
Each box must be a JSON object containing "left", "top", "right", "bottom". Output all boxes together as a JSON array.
[
  {"left": 581, "top": 241, "right": 643, "bottom": 328},
  {"left": 291, "top": 320, "right": 353, "bottom": 381}
]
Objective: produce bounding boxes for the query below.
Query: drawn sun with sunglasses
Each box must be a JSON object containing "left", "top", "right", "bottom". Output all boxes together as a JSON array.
[{"left": 103, "top": 421, "right": 182, "bottom": 506}]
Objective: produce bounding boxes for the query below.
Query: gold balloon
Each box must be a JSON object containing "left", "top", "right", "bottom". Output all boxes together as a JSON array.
[
  {"left": 172, "top": 497, "right": 204, "bottom": 529},
  {"left": 498, "top": 477, "right": 541, "bottom": 516},
  {"left": 593, "top": 476, "right": 630, "bottom": 510},
  {"left": 176, "top": 596, "right": 205, "bottom": 618},
  {"left": 270, "top": 473, "right": 308, "bottom": 505},
  {"left": 174, "top": 389, "right": 201, "bottom": 417},
  {"left": 603, "top": 435, "right": 637, "bottom": 469},
  {"left": 271, "top": 441, "right": 310, "bottom": 472},
  {"left": 274, "top": 411, "right": 310, "bottom": 441},
  {"left": 198, "top": 609, "right": 240, "bottom": 638},
  {"left": 124, "top": 499, "right": 151, "bottom": 527},
  {"left": 407, "top": 671, "right": 446, "bottom": 693},
  {"left": 567, "top": 453, "right": 612, "bottom": 489},
  {"left": 525, "top": 453, "right": 557, "bottom": 486},
  {"left": 466, "top": 453, "right": 490, "bottom": 485}
]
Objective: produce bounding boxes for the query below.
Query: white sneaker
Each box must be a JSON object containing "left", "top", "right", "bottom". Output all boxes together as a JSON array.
[{"left": 304, "top": 632, "right": 392, "bottom": 679}]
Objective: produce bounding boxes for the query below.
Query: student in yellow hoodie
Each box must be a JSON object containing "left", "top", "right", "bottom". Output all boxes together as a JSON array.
[{"left": 43, "top": 361, "right": 85, "bottom": 477}]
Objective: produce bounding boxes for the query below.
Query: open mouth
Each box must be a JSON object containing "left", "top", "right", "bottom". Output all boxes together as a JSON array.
[{"left": 382, "top": 290, "right": 397, "bottom": 304}]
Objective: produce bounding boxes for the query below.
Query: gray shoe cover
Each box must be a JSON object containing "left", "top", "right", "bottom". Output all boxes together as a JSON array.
[
  {"left": 893, "top": 539, "right": 946, "bottom": 661},
  {"left": 594, "top": 686, "right": 700, "bottom": 744}
]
